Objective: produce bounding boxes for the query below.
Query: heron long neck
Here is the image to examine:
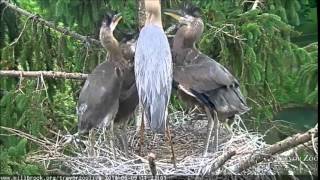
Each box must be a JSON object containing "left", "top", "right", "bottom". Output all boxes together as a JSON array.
[
  {"left": 173, "top": 19, "right": 204, "bottom": 51},
  {"left": 101, "top": 36, "right": 121, "bottom": 56},
  {"left": 101, "top": 35, "right": 128, "bottom": 68},
  {"left": 144, "top": 0, "right": 162, "bottom": 27}
]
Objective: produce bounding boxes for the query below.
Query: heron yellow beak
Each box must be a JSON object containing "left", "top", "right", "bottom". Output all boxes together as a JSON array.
[
  {"left": 164, "top": 12, "right": 182, "bottom": 21},
  {"left": 164, "top": 11, "right": 183, "bottom": 21},
  {"left": 112, "top": 13, "right": 122, "bottom": 26},
  {"left": 110, "top": 13, "right": 122, "bottom": 31}
]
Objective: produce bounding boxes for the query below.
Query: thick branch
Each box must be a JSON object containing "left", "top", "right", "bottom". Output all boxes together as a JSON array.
[
  {"left": 229, "top": 125, "right": 318, "bottom": 173},
  {"left": 0, "top": 0, "right": 101, "bottom": 47},
  {"left": 0, "top": 70, "right": 87, "bottom": 80}
]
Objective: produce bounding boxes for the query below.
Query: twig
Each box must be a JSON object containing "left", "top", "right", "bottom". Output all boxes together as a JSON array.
[
  {"left": 148, "top": 153, "right": 157, "bottom": 176},
  {"left": 0, "top": 70, "right": 88, "bottom": 80},
  {"left": 210, "top": 150, "right": 236, "bottom": 172},
  {"left": 229, "top": 124, "right": 318, "bottom": 173},
  {"left": 8, "top": 15, "right": 31, "bottom": 46},
  {"left": 0, "top": 0, "right": 101, "bottom": 47}
]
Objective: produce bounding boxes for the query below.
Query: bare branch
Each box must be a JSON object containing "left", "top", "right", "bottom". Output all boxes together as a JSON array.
[
  {"left": 211, "top": 150, "right": 236, "bottom": 172},
  {"left": 148, "top": 153, "right": 157, "bottom": 176},
  {"left": 0, "top": 70, "right": 88, "bottom": 80},
  {"left": 229, "top": 124, "right": 318, "bottom": 173},
  {"left": 0, "top": 0, "right": 101, "bottom": 47},
  {"left": 136, "top": 0, "right": 146, "bottom": 30}
]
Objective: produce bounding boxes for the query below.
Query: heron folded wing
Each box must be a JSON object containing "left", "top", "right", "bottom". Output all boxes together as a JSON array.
[{"left": 134, "top": 25, "right": 173, "bottom": 133}]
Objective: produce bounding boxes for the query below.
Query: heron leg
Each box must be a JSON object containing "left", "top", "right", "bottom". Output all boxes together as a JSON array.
[
  {"left": 166, "top": 127, "right": 177, "bottom": 168},
  {"left": 204, "top": 107, "right": 214, "bottom": 156},
  {"left": 109, "top": 120, "right": 116, "bottom": 159},
  {"left": 121, "top": 121, "right": 129, "bottom": 158},
  {"left": 88, "top": 129, "right": 96, "bottom": 157},
  {"left": 138, "top": 110, "right": 145, "bottom": 156},
  {"left": 212, "top": 110, "right": 219, "bottom": 152}
]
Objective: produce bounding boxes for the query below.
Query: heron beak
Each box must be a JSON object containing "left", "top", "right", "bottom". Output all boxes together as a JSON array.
[
  {"left": 113, "top": 13, "right": 122, "bottom": 24},
  {"left": 110, "top": 13, "right": 122, "bottom": 31},
  {"left": 164, "top": 10, "right": 183, "bottom": 21}
]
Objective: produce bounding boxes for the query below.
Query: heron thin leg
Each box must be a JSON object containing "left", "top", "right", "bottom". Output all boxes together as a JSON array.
[
  {"left": 121, "top": 121, "right": 129, "bottom": 158},
  {"left": 212, "top": 110, "right": 219, "bottom": 152},
  {"left": 109, "top": 120, "right": 116, "bottom": 159},
  {"left": 166, "top": 127, "right": 177, "bottom": 168},
  {"left": 204, "top": 107, "right": 214, "bottom": 156},
  {"left": 88, "top": 129, "right": 96, "bottom": 157},
  {"left": 138, "top": 110, "right": 145, "bottom": 156}
]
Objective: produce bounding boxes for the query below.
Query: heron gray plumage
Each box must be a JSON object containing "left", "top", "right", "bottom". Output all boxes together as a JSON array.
[
  {"left": 77, "top": 13, "right": 138, "bottom": 157},
  {"left": 165, "top": 5, "right": 250, "bottom": 155},
  {"left": 134, "top": 0, "right": 173, "bottom": 134}
]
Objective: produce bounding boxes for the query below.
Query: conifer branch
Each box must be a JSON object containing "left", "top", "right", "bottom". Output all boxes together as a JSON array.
[
  {"left": 0, "top": 0, "right": 102, "bottom": 47},
  {"left": 0, "top": 70, "right": 88, "bottom": 80}
]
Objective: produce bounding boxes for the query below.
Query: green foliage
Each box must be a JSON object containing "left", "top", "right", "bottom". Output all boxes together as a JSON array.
[{"left": 0, "top": 139, "right": 44, "bottom": 175}]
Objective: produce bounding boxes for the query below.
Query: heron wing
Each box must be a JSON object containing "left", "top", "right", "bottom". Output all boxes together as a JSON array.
[
  {"left": 174, "top": 58, "right": 249, "bottom": 115},
  {"left": 174, "top": 59, "right": 236, "bottom": 92},
  {"left": 134, "top": 25, "right": 173, "bottom": 133},
  {"left": 77, "top": 62, "right": 122, "bottom": 132}
]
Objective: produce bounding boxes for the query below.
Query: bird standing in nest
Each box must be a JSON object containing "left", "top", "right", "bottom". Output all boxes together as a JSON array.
[
  {"left": 77, "top": 13, "right": 138, "bottom": 158},
  {"left": 134, "top": 0, "right": 176, "bottom": 172},
  {"left": 165, "top": 5, "right": 250, "bottom": 156}
]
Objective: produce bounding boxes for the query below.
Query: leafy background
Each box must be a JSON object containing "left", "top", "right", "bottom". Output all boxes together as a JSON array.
[{"left": 0, "top": 0, "right": 318, "bottom": 174}]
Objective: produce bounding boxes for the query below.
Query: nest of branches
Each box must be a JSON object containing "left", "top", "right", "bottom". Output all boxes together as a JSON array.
[{"left": 3, "top": 111, "right": 317, "bottom": 176}]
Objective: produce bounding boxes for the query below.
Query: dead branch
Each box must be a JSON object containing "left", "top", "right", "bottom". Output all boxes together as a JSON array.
[
  {"left": 136, "top": 0, "right": 146, "bottom": 30},
  {"left": 0, "top": 70, "right": 88, "bottom": 80},
  {"left": 0, "top": 0, "right": 101, "bottom": 47},
  {"left": 148, "top": 153, "right": 157, "bottom": 176},
  {"left": 210, "top": 150, "right": 236, "bottom": 172},
  {"left": 229, "top": 124, "right": 318, "bottom": 173}
]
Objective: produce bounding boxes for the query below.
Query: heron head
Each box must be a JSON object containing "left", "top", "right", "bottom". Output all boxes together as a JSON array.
[
  {"left": 164, "top": 3, "right": 202, "bottom": 25},
  {"left": 101, "top": 12, "right": 122, "bottom": 33},
  {"left": 100, "top": 12, "right": 122, "bottom": 50},
  {"left": 164, "top": 5, "right": 203, "bottom": 44}
]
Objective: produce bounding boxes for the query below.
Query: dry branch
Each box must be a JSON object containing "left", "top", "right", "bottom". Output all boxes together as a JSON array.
[
  {"left": 210, "top": 150, "right": 236, "bottom": 172},
  {"left": 0, "top": 70, "right": 88, "bottom": 80},
  {"left": 137, "top": 0, "right": 146, "bottom": 30},
  {"left": 229, "top": 124, "right": 318, "bottom": 173},
  {"left": 0, "top": 0, "right": 101, "bottom": 47},
  {"left": 148, "top": 153, "right": 157, "bottom": 176}
]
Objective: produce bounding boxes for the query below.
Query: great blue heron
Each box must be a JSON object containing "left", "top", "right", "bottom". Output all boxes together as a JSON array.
[
  {"left": 134, "top": 0, "right": 175, "bottom": 171},
  {"left": 165, "top": 5, "right": 250, "bottom": 155},
  {"left": 135, "top": 0, "right": 172, "bottom": 134},
  {"left": 77, "top": 13, "right": 138, "bottom": 157}
]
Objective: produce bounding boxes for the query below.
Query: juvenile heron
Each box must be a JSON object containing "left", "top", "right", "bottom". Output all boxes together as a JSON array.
[
  {"left": 77, "top": 13, "right": 138, "bottom": 157},
  {"left": 165, "top": 5, "right": 250, "bottom": 155}
]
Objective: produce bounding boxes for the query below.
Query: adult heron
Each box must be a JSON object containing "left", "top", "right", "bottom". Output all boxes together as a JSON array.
[
  {"left": 165, "top": 5, "right": 250, "bottom": 155},
  {"left": 134, "top": 0, "right": 175, "bottom": 172},
  {"left": 77, "top": 13, "right": 138, "bottom": 157},
  {"left": 135, "top": 0, "right": 173, "bottom": 134}
]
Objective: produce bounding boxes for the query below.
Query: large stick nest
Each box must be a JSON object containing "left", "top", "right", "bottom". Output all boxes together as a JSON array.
[{"left": 25, "top": 111, "right": 316, "bottom": 175}]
